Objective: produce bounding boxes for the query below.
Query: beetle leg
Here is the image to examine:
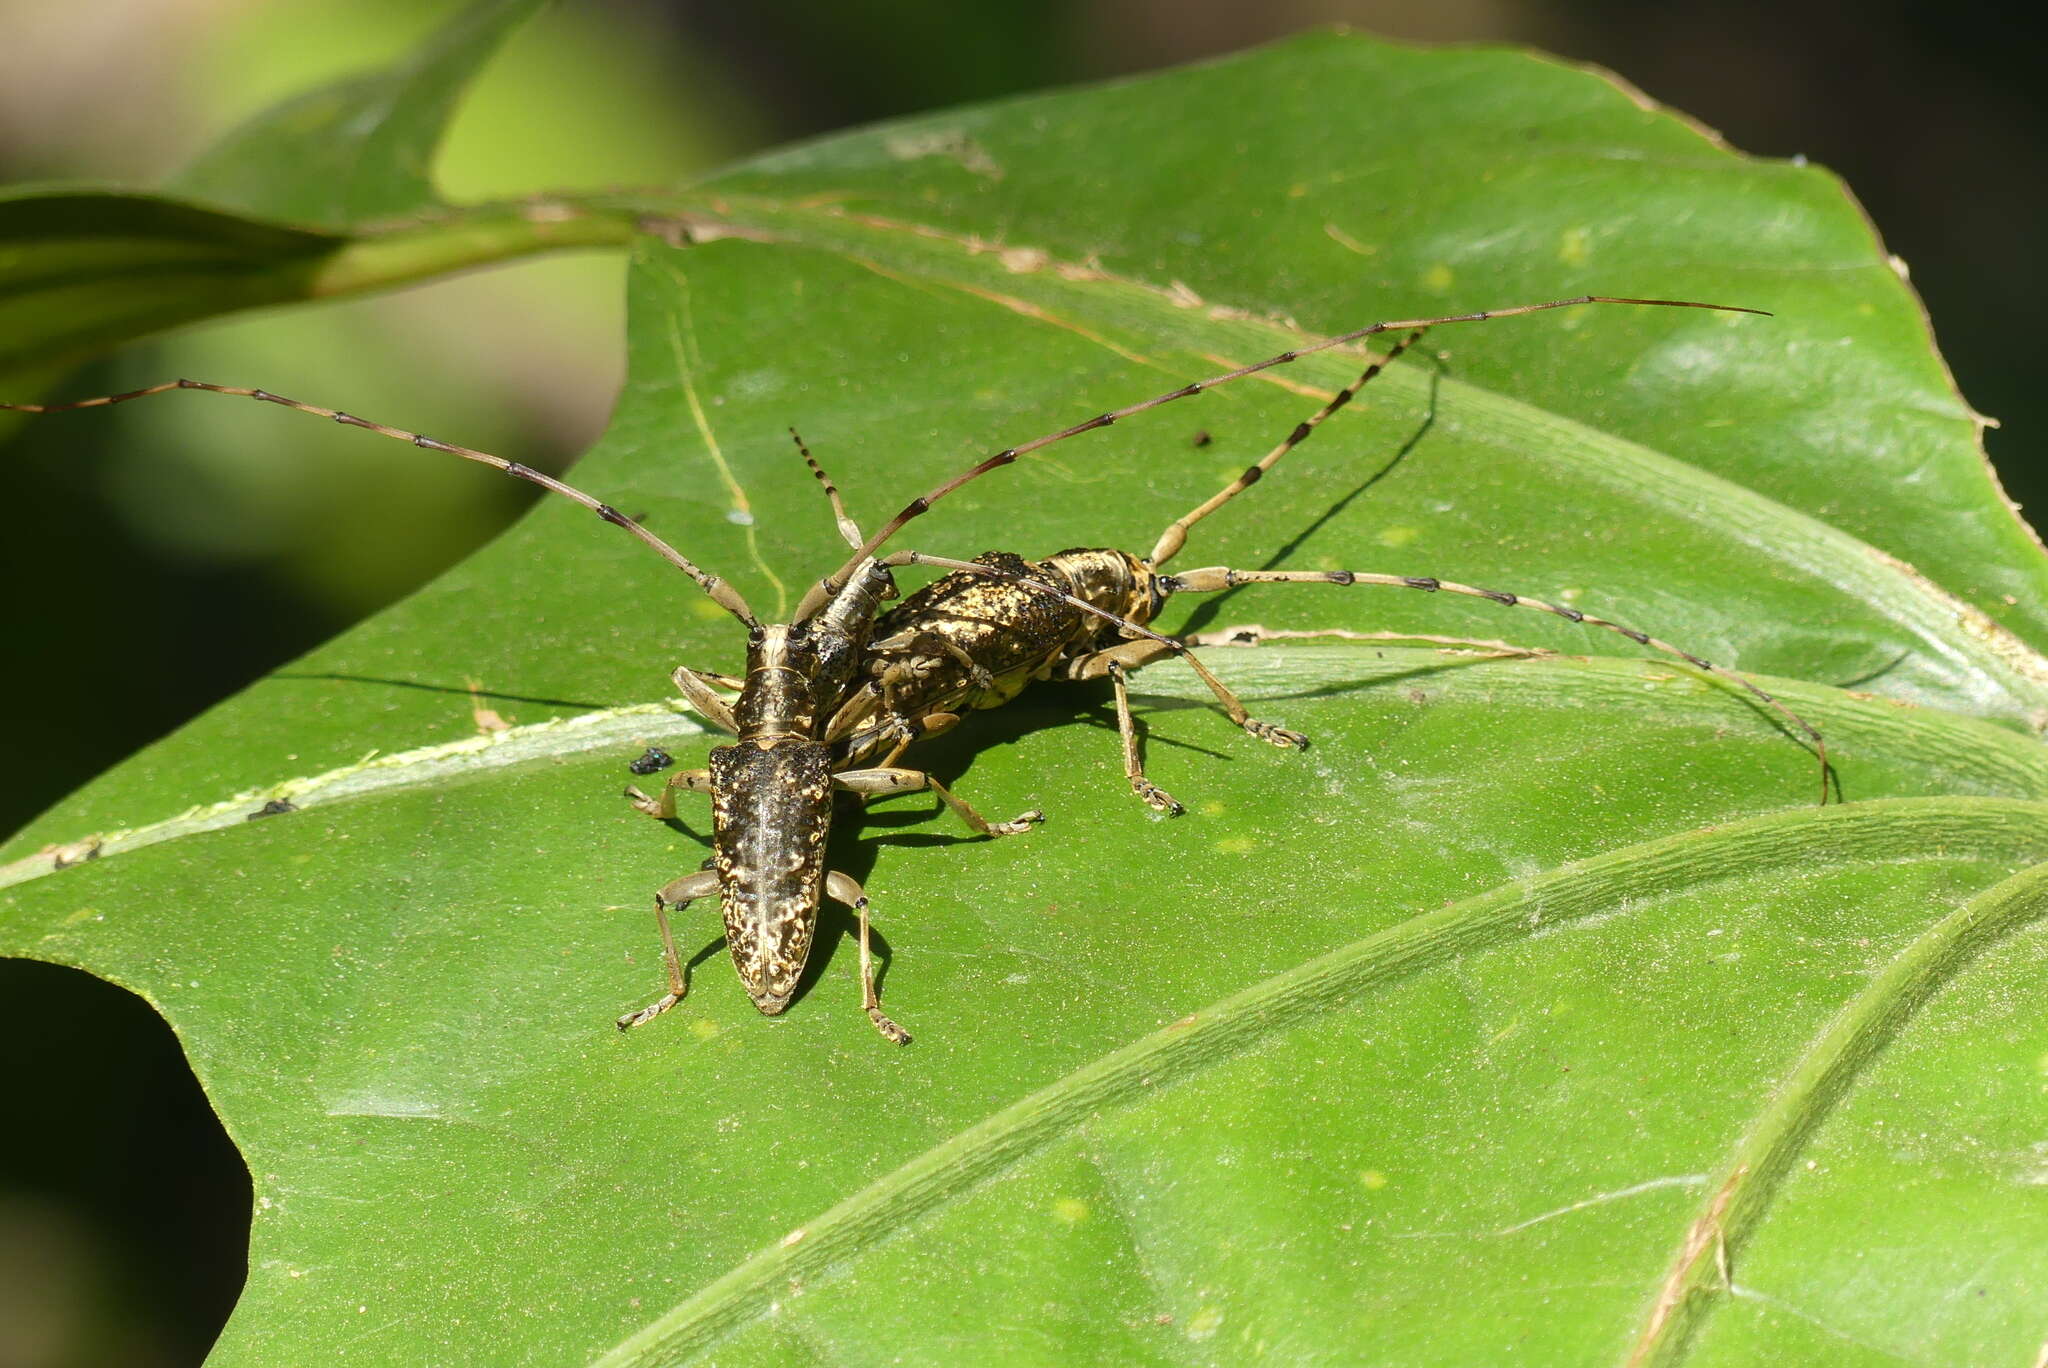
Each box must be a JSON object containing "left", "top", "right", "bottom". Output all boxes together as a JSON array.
[
  {"left": 1036, "top": 641, "right": 1183, "bottom": 812},
  {"left": 825, "top": 682, "right": 883, "bottom": 742},
  {"left": 616, "top": 869, "right": 719, "bottom": 1030},
  {"left": 885, "top": 630, "right": 993, "bottom": 689},
  {"left": 1065, "top": 634, "right": 1308, "bottom": 752},
  {"left": 833, "top": 766, "right": 1043, "bottom": 836},
  {"left": 624, "top": 768, "right": 715, "bottom": 820},
  {"left": 825, "top": 871, "right": 909, "bottom": 1044},
  {"left": 852, "top": 710, "right": 963, "bottom": 797},
  {"left": 687, "top": 668, "right": 746, "bottom": 691},
  {"left": 671, "top": 665, "right": 740, "bottom": 733},
  {"left": 835, "top": 702, "right": 960, "bottom": 778},
  {"left": 1108, "top": 659, "right": 1184, "bottom": 815},
  {"left": 876, "top": 660, "right": 941, "bottom": 737},
  {"left": 881, "top": 710, "right": 961, "bottom": 766}
]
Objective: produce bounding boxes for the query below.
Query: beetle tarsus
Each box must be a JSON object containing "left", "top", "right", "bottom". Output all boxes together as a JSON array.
[{"left": 616, "top": 993, "right": 682, "bottom": 1031}]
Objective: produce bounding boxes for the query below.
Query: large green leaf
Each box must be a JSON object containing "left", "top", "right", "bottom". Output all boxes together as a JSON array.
[{"left": 8, "top": 30, "right": 2048, "bottom": 1367}]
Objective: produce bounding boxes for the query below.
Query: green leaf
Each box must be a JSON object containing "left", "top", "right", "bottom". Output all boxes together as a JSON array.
[
  {"left": 168, "top": 0, "right": 549, "bottom": 229},
  {"left": 8, "top": 32, "right": 2048, "bottom": 1366}
]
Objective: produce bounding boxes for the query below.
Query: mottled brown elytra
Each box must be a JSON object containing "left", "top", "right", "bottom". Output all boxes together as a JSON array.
[{"left": 3, "top": 294, "right": 1822, "bottom": 1041}]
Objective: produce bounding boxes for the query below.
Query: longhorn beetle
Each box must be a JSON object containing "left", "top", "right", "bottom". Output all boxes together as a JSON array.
[
  {"left": 828, "top": 326, "right": 1829, "bottom": 815},
  {"left": 2, "top": 294, "right": 1814, "bottom": 1042}
]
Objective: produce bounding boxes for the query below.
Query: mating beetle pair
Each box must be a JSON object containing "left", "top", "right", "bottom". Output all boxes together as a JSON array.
[{"left": 4, "top": 294, "right": 1824, "bottom": 1042}]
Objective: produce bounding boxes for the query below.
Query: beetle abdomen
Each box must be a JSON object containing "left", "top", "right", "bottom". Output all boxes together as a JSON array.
[{"left": 709, "top": 740, "right": 834, "bottom": 1012}]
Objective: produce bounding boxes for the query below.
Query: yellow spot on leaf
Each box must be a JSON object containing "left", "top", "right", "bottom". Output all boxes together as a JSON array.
[
  {"left": 63, "top": 907, "right": 97, "bottom": 925},
  {"left": 1215, "top": 836, "right": 1258, "bottom": 855},
  {"left": 1324, "top": 222, "right": 1377, "bottom": 256},
  {"left": 1422, "top": 263, "right": 1454, "bottom": 292},
  {"left": 1200, "top": 800, "right": 1226, "bottom": 817},
  {"left": 1053, "top": 1197, "right": 1090, "bottom": 1225},
  {"left": 1187, "top": 1306, "right": 1225, "bottom": 1341},
  {"left": 1358, "top": 1169, "right": 1389, "bottom": 1190},
  {"left": 689, "top": 1018, "right": 721, "bottom": 1041},
  {"left": 1376, "top": 525, "right": 1421, "bottom": 549},
  {"left": 1559, "top": 226, "right": 1591, "bottom": 266},
  {"left": 689, "top": 597, "right": 729, "bottom": 621}
]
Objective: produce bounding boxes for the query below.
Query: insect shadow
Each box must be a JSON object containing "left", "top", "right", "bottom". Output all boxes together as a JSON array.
[
  {"left": 1175, "top": 355, "right": 1444, "bottom": 641},
  {"left": 647, "top": 747, "right": 1012, "bottom": 1015},
  {"left": 795, "top": 695, "right": 1095, "bottom": 1011},
  {"left": 749, "top": 678, "right": 1232, "bottom": 1014},
  {"left": 273, "top": 670, "right": 614, "bottom": 712}
]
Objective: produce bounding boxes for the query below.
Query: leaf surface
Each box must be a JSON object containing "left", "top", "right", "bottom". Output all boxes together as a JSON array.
[{"left": 6, "top": 30, "right": 2048, "bottom": 1367}]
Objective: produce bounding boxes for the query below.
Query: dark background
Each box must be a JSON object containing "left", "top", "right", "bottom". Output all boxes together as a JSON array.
[{"left": 1, "top": 1, "right": 2040, "bottom": 1361}]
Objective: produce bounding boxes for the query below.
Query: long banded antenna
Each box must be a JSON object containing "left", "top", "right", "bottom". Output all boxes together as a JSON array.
[
  {"left": 1151, "top": 327, "right": 1428, "bottom": 567},
  {"left": 3, "top": 380, "right": 759, "bottom": 626},
  {"left": 790, "top": 427, "right": 864, "bottom": 549},
  {"left": 794, "top": 295, "right": 1768, "bottom": 620}
]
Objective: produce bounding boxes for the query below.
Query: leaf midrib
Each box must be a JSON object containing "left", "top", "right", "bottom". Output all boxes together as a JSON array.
[
  {"left": 9, "top": 646, "right": 2048, "bottom": 892},
  {"left": 1627, "top": 855, "right": 2048, "bottom": 1366},
  {"left": 0, "top": 702, "right": 704, "bottom": 889}
]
